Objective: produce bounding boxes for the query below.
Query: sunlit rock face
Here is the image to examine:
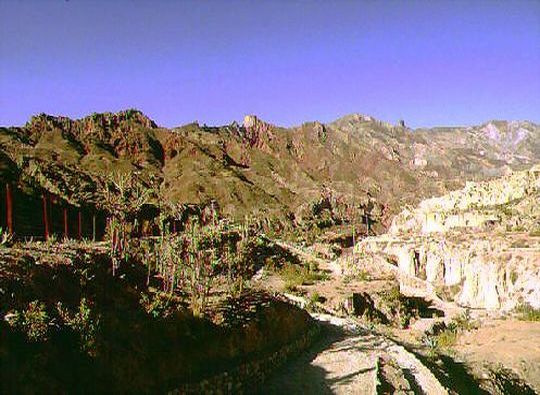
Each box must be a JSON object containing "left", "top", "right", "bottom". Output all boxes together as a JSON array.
[
  {"left": 355, "top": 166, "right": 540, "bottom": 311},
  {"left": 389, "top": 165, "right": 540, "bottom": 235},
  {"left": 358, "top": 233, "right": 540, "bottom": 311}
]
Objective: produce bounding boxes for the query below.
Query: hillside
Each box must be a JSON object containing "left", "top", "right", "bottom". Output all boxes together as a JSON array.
[
  {"left": 1, "top": 110, "right": 539, "bottom": 240},
  {"left": 2, "top": 111, "right": 540, "bottom": 393}
]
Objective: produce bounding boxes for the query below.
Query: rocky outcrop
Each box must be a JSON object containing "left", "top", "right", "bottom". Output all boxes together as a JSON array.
[
  {"left": 390, "top": 165, "right": 540, "bottom": 235},
  {"left": 355, "top": 166, "right": 540, "bottom": 311},
  {"left": 358, "top": 233, "right": 540, "bottom": 310}
]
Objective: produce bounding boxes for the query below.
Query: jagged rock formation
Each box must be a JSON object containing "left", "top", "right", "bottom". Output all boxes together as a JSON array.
[
  {"left": 1, "top": 110, "right": 539, "bottom": 239},
  {"left": 390, "top": 164, "right": 540, "bottom": 234},
  {"left": 355, "top": 166, "right": 540, "bottom": 310}
]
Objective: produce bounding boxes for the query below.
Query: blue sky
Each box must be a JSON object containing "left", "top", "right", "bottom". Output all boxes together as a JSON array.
[{"left": 1, "top": 0, "right": 539, "bottom": 128}]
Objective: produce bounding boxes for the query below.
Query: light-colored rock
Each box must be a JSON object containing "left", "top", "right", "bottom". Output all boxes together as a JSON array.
[{"left": 355, "top": 166, "right": 540, "bottom": 311}]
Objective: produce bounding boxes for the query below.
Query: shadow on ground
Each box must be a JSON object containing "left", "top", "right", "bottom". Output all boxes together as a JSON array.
[{"left": 248, "top": 320, "right": 376, "bottom": 394}]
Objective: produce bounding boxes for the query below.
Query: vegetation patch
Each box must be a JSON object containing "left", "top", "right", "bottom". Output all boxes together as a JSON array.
[
  {"left": 514, "top": 303, "right": 540, "bottom": 321},
  {"left": 422, "top": 310, "right": 478, "bottom": 354},
  {"left": 279, "top": 262, "right": 328, "bottom": 291},
  {"left": 377, "top": 285, "right": 444, "bottom": 328},
  {"left": 0, "top": 240, "right": 314, "bottom": 393}
]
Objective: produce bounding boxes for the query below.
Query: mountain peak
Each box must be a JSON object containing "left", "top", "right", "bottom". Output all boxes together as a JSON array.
[
  {"left": 26, "top": 109, "right": 157, "bottom": 130},
  {"left": 332, "top": 113, "right": 375, "bottom": 124}
]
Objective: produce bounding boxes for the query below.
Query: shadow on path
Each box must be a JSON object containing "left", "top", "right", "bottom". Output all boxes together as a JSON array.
[{"left": 249, "top": 320, "right": 377, "bottom": 394}]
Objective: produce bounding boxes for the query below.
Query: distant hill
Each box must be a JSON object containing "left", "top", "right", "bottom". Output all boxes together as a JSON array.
[{"left": 1, "top": 109, "right": 539, "bottom": 238}]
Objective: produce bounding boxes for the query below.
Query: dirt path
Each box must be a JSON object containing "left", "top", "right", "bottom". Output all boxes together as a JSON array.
[
  {"left": 255, "top": 238, "right": 450, "bottom": 394},
  {"left": 255, "top": 311, "right": 448, "bottom": 394},
  {"left": 255, "top": 240, "right": 540, "bottom": 394},
  {"left": 255, "top": 320, "right": 379, "bottom": 394}
]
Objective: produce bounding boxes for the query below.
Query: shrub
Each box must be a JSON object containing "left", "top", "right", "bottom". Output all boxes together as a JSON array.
[
  {"left": 0, "top": 227, "right": 13, "bottom": 247},
  {"left": 448, "top": 310, "right": 477, "bottom": 331},
  {"left": 147, "top": 217, "right": 259, "bottom": 315},
  {"left": 6, "top": 301, "right": 50, "bottom": 342},
  {"left": 310, "top": 291, "right": 322, "bottom": 304},
  {"left": 422, "top": 310, "right": 475, "bottom": 353},
  {"left": 356, "top": 269, "right": 371, "bottom": 281},
  {"left": 98, "top": 172, "right": 154, "bottom": 273},
  {"left": 279, "top": 262, "right": 327, "bottom": 291},
  {"left": 139, "top": 291, "right": 176, "bottom": 319},
  {"left": 514, "top": 303, "right": 540, "bottom": 321},
  {"left": 436, "top": 329, "right": 458, "bottom": 349},
  {"left": 528, "top": 228, "right": 540, "bottom": 237},
  {"left": 56, "top": 298, "right": 100, "bottom": 355}
]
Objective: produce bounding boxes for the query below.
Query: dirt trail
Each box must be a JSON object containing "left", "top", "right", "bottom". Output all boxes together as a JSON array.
[
  {"left": 256, "top": 311, "right": 448, "bottom": 394},
  {"left": 254, "top": 240, "right": 540, "bottom": 394},
  {"left": 456, "top": 319, "right": 540, "bottom": 393},
  {"left": 254, "top": 242, "right": 450, "bottom": 394}
]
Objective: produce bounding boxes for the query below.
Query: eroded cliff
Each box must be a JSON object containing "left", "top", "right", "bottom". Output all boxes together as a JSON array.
[{"left": 354, "top": 165, "right": 540, "bottom": 310}]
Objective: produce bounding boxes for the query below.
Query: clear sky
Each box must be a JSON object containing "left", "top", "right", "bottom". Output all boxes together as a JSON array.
[{"left": 1, "top": 0, "right": 539, "bottom": 128}]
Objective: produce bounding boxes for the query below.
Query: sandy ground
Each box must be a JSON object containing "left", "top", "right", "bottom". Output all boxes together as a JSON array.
[{"left": 456, "top": 319, "right": 540, "bottom": 393}]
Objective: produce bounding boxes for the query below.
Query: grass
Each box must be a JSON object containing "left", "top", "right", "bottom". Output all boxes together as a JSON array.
[
  {"left": 422, "top": 310, "right": 477, "bottom": 353},
  {"left": 514, "top": 303, "right": 540, "bottom": 321},
  {"left": 435, "top": 329, "right": 458, "bottom": 348},
  {"left": 510, "top": 270, "right": 518, "bottom": 285},
  {"left": 528, "top": 228, "right": 540, "bottom": 237},
  {"left": 310, "top": 291, "right": 322, "bottom": 304},
  {"left": 356, "top": 269, "right": 371, "bottom": 281},
  {"left": 422, "top": 328, "right": 458, "bottom": 355},
  {"left": 279, "top": 263, "right": 327, "bottom": 291}
]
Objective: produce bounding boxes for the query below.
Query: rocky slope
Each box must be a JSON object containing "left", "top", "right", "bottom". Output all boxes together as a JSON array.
[
  {"left": 1, "top": 110, "right": 539, "bottom": 237},
  {"left": 354, "top": 165, "right": 540, "bottom": 310},
  {"left": 256, "top": 246, "right": 537, "bottom": 394}
]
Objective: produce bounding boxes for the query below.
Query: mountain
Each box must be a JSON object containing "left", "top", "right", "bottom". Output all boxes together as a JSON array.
[{"left": 1, "top": 109, "right": 539, "bottom": 239}]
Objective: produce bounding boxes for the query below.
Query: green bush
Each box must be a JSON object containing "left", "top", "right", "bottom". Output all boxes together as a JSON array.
[
  {"left": 422, "top": 310, "right": 476, "bottom": 353},
  {"left": 280, "top": 263, "right": 327, "bottom": 291},
  {"left": 449, "top": 310, "right": 477, "bottom": 331},
  {"left": 310, "top": 291, "right": 322, "bottom": 304},
  {"left": 0, "top": 227, "right": 13, "bottom": 247},
  {"left": 436, "top": 329, "right": 458, "bottom": 349},
  {"left": 514, "top": 303, "right": 540, "bottom": 321},
  {"left": 356, "top": 269, "right": 371, "bottom": 281},
  {"left": 528, "top": 228, "right": 540, "bottom": 237},
  {"left": 57, "top": 298, "right": 100, "bottom": 355},
  {"left": 6, "top": 301, "right": 50, "bottom": 342}
]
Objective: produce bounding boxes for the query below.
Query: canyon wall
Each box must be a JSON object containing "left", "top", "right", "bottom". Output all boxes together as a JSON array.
[{"left": 355, "top": 165, "right": 540, "bottom": 311}]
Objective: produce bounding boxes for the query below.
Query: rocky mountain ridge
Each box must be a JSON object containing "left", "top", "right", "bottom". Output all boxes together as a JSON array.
[{"left": 1, "top": 109, "right": 539, "bottom": 238}]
